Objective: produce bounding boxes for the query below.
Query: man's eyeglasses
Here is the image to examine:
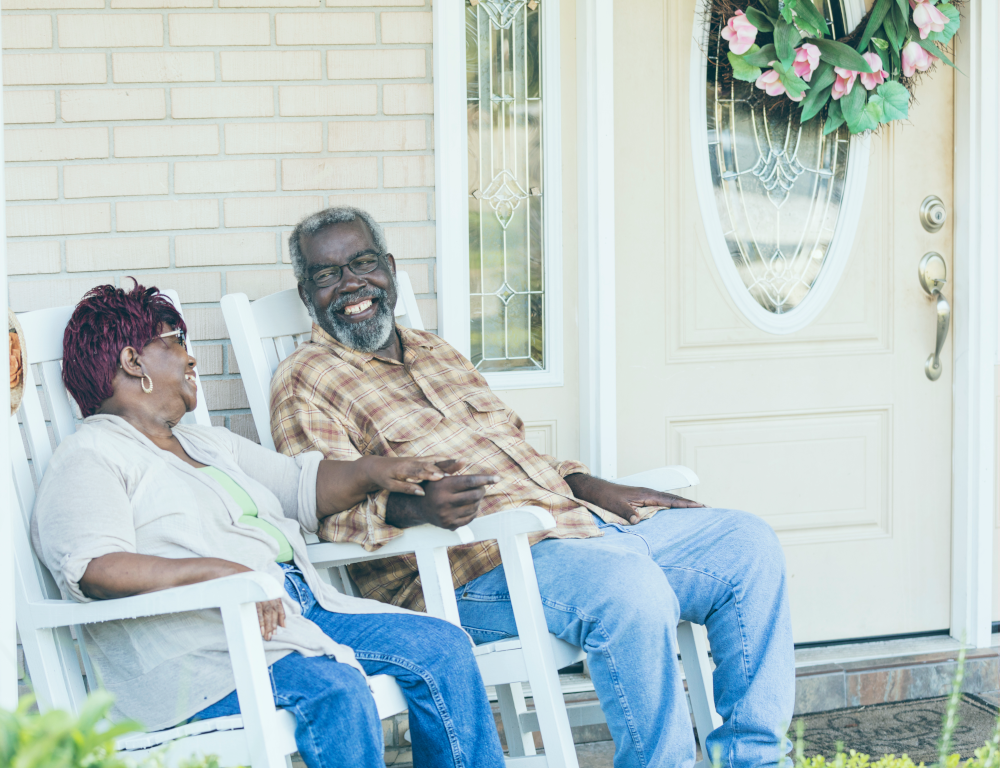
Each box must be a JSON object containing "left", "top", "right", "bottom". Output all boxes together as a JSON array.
[{"left": 306, "top": 253, "right": 382, "bottom": 289}]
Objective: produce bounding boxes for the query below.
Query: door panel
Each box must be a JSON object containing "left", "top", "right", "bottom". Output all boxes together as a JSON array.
[{"left": 615, "top": 0, "right": 954, "bottom": 642}]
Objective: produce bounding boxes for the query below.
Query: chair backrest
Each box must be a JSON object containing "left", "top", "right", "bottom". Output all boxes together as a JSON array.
[
  {"left": 221, "top": 270, "right": 424, "bottom": 451},
  {"left": 11, "top": 289, "right": 209, "bottom": 713}
]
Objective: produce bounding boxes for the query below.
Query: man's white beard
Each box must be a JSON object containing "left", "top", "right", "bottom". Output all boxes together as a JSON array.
[{"left": 307, "top": 278, "right": 397, "bottom": 353}]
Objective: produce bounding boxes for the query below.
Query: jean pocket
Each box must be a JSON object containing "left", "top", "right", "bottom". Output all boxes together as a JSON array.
[{"left": 459, "top": 588, "right": 511, "bottom": 602}]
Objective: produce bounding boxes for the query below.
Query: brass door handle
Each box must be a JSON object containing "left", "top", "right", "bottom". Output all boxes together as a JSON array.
[{"left": 918, "top": 252, "right": 951, "bottom": 381}]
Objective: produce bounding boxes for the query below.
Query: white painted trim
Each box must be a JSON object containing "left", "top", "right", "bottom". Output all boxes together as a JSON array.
[
  {"left": 433, "top": 0, "right": 471, "bottom": 359},
  {"left": 0, "top": 11, "right": 13, "bottom": 710},
  {"left": 689, "top": 0, "right": 870, "bottom": 336},
  {"left": 950, "top": 0, "right": 998, "bottom": 650},
  {"left": 433, "top": 0, "right": 565, "bottom": 391},
  {"left": 576, "top": 0, "right": 617, "bottom": 479}
]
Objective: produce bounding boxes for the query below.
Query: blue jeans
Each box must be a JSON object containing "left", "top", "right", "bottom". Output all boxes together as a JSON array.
[
  {"left": 455, "top": 509, "right": 794, "bottom": 768},
  {"left": 194, "top": 564, "right": 504, "bottom": 768}
]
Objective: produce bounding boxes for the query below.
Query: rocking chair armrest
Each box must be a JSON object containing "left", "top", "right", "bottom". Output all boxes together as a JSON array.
[
  {"left": 20, "top": 572, "right": 283, "bottom": 629},
  {"left": 464, "top": 507, "right": 556, "bottom": 544},
  {"left": 306, "top": 523, "right": 475, "bottom": 569},
  {"left": 614, "top": 465, "right": 700, "bottom": 493}
]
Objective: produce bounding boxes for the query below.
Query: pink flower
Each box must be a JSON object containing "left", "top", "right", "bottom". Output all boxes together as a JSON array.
[
  {"left": 831, "top": 67, "right": 859, "bottom": 100},
  {"left": 755, "top": 69, "right": 804, "bottom": 101},
  {"left": 792, "top": 43, "right": 821, "bottom": 82},
  {"left": 910, "top": 0, "right": 948, "bottom": 40},
  {"left": 901, "top": 40, "right": 936, "bottom": 76},
  {"left": 859, "top": 52, "right": 888, "bottom": 90},
  {"left": 721, "top": 10, "right": 758, "bottom": 55}
]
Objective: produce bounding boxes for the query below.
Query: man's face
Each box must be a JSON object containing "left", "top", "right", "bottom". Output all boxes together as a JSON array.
[{"left": 297, "top": 219, "right": 399, "bottom": 353}]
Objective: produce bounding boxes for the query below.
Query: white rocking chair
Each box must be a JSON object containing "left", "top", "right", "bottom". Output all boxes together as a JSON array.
[
  {"left": 10, "top": 290, "right": 524, "bottom": 767},
  {"left": 221, "top": 280, "right": 724, "bottom": 767}
]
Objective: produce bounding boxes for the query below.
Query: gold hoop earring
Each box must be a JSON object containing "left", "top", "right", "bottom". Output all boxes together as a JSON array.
[{"left": 141, "top": 375, "right": 154, "bottom": 395}]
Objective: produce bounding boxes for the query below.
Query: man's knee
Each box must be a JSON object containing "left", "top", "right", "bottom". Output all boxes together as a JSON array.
[{"left": 721, "top": 509, "right": 786, "bottom": 577}]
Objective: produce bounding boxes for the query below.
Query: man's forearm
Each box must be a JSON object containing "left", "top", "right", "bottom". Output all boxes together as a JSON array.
[{"left": 563, "top": 471, "right": 604, "bottom": 504}]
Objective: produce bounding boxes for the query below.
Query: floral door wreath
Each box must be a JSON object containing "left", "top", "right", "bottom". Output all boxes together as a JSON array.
[{"left": 714, "top": 0, "right": 962, "bottom": 134}]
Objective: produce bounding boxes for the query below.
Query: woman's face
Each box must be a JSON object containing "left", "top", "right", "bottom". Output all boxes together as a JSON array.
[{"left": 139, "top": 323, "right": 198, "bottom": 416}]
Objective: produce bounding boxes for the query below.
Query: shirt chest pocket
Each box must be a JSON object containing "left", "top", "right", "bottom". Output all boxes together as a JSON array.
[
  {"left": 462, "top": 392, "right": 520, "bottom": 437},
  {"left": 380, "top": 408, "right": 446, "bottom": 456}
]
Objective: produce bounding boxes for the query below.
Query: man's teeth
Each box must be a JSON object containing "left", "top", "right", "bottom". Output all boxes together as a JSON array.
[
  {"left": 344, "top": 299, "right": 373, "bottom": 316},
  {"left": 185, "top": 374, "right": 196, "bottom": 382}
]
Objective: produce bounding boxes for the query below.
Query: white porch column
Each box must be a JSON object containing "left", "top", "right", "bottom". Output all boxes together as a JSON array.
[
  {"left": 951, "top": 0, "right": 999, "bottom": 649},
  {"left": 0, "top": 8, "right": 13, "bottom": 709},
  {"left": 577, "top": 0, "right": 617, "bottom": 479}
]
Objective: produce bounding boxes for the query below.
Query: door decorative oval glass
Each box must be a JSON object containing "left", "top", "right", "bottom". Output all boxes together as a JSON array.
[{"left": 691, "top": 0, "right": 870, "bottom": 335}]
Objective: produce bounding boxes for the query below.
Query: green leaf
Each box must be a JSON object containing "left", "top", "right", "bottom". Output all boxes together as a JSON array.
[
  {"left": 884, "top": 4, "right": 907, "bottom": 49},
  {"left": 889, "top": 42, "right": 901, "bottom": 78},
  {"left": 758, "top": 0, "right": 779, "bottom": 17},
  {"left": 792, "top": 0, "right": 830, "bottom": 38},
  {"left": 824, "top": 100, "right": 847, "bottom": 137},
  {"left": 744, "top": 6, "right": 774, "bottom": 32},
  {"left": 772, "top": 59, "right": 808, "bottom": 99},
  {"left": 780, "top": 3, "right": 794, "bottom": 24},
  {"left": 876, "top": 80, "right": 910, "bottom": 120},
  {"left": 742, "top": 43, "right": 777, "bottom": 67},
  {"left": 856, "top": 0, "right": 892, "bottom": 52},
  {"left": 848, "top": 96, "right": 883, "bottom": 133},
  {"left": 871, "top": 37, "right": 889, "bottom": 50},
  {"left": 839, "top": 80, "right": 866, "bottom": 125},
  {"left": 876, "top": 45, "right": 891, "bottom": 74},
  {"left": 774, "top": 19, "right": 802, "bottom": 67},
  {"left": 894, "top": 0, "right": 909, "bottom": 16},
  {"left": 927, "top": 3, "right": 961, "bottom": 45},
  {"left": 810, "top": 38, "right": 875, "bottom": 72},
  {"left": 728, "top": 49, "right": 763, "bottom": 82},
  {"left": 800, "top": 83, "right": 833, "bottom": 121},
  {"left": 810, "top": 61, "right": 837, "bottom": 91}
]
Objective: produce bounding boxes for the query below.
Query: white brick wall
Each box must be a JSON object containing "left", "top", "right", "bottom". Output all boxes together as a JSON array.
[{"left": 4, "top": 0, "right": 437, "bottom": 438}]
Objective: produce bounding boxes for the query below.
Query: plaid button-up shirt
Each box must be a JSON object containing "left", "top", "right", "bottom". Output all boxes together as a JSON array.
[{"left": 271, "top": 324, "right": 618, "bottom": 611}]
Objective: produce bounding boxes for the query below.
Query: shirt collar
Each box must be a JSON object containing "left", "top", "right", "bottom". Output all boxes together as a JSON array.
[{"left": 309, "top": 322, "right": 443, "bottom": 371}]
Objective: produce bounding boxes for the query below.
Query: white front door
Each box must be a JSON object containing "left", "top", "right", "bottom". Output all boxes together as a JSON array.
[{"left": 613, "top": 0, "right": 955, "bottom": 642}]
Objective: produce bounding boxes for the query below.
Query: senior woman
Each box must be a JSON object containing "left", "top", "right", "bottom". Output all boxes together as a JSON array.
[{"left": 31, "top": 283, "right": 505, "bottom": 768}]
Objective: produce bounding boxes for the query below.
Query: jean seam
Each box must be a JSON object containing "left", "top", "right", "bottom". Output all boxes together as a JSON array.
[
  {"left": 663, "top": 564, "right": 750, "bottom": 768},
  {"left": 353, "top": 651, "right": 466, "bottom": 768}
]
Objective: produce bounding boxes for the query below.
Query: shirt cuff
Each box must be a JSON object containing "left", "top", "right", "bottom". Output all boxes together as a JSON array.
[
  {"left": 363, "top": 489, "right": 405, "bottom": 550},
  {"left": 556, "top": 459, "right": 590, "bottom": 478}
]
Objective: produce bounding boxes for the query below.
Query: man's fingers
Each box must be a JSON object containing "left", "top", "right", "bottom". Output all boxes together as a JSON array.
[
  {"left": 446, "top": 488, "right": 487, "bottom": 507},
  {"left": 441, "top": 473, "right": 500, "bottom": 492},
  {"left": 387, "top": 479, "right": 426, "bottom": 496},
  {"left": 433, "top": 458, "right": 468, "bottom": 474}
]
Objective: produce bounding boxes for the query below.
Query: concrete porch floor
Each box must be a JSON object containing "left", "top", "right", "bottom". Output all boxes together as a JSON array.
[{"left": 380, "top": 632, "right": 1000, "bottom": 767}]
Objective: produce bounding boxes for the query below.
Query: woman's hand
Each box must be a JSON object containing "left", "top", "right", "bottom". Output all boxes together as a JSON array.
[
  {"left": 256, "top": 598, "right": 286, "bottom": 640},
  {"left": 359, "top": 455, "right": 466, "bottom": 496}
]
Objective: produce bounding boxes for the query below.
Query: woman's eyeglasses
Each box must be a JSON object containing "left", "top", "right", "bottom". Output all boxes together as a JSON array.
[
  {"left": 306, "top": 253, "right": 382, "bottom": 289},
  {"left": 156, "top": 328, "right": 186, "bottom": 345}
]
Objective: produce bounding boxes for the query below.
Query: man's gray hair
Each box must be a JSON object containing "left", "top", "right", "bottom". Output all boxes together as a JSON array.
[{"left": 288, "top": 206, "right": 388, "bottom": 282}]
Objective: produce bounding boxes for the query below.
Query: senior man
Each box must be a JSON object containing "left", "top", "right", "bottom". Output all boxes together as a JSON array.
[{"left": 271, "top": 206, "right": 795, "bottom": 768}]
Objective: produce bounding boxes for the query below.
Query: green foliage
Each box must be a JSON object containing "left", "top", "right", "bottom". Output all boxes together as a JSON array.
[
  {"left": 729, "top": 46, "right": 764, "bottom": 82},
  {"left": 1, "top": 692, "right": 236, "bottom": 768},
  {"left": 721, "top": 0, "right": 965, "bottom": 136},
  {"left": 778, "top": 645, "right": 1000, "bottom": 768}
]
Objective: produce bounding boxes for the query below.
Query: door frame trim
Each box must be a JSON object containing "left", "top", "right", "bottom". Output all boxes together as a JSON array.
[
  {"left": 950, "top": 0, "right": 997, "bottom": 649},
  {"left": 570, "top": 0, "right": 997, "bottom": 646}
]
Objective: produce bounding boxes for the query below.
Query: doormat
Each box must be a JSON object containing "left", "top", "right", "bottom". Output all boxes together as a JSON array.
[{"left": 795, "top": 695, "right": 999, "bottom": 763}]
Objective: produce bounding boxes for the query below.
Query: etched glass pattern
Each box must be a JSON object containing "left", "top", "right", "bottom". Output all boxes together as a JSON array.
[
  {"left": 707, "top": 1, "right": 851, "bottom": 314},
  {"left": 467, "top": 0, "right": 544, "bottom": 372}
]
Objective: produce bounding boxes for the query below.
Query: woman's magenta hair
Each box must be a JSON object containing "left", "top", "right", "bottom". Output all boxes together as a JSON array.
[{"left": 62, "top": 282, "right": 187, "bottom": 417}]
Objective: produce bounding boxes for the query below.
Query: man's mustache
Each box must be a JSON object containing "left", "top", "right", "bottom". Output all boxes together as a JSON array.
[{"left": 329, "top": 286, "right": 388, "bottom": 315}]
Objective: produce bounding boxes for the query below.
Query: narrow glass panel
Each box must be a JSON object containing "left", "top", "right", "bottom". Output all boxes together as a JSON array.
[
  {"left": 468, "top": 0, "right": 545, "bottom": 373},
  {"left": 707, "top": 1, "right": 850, "bottom": 314}
]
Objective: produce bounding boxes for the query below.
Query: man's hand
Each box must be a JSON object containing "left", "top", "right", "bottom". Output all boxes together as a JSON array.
[
  {"left": 564, "top": 473, "right": 705, "bottom": 525},
  {"left": 385, "top": 460, "right": 499, "bottom": 530}
]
